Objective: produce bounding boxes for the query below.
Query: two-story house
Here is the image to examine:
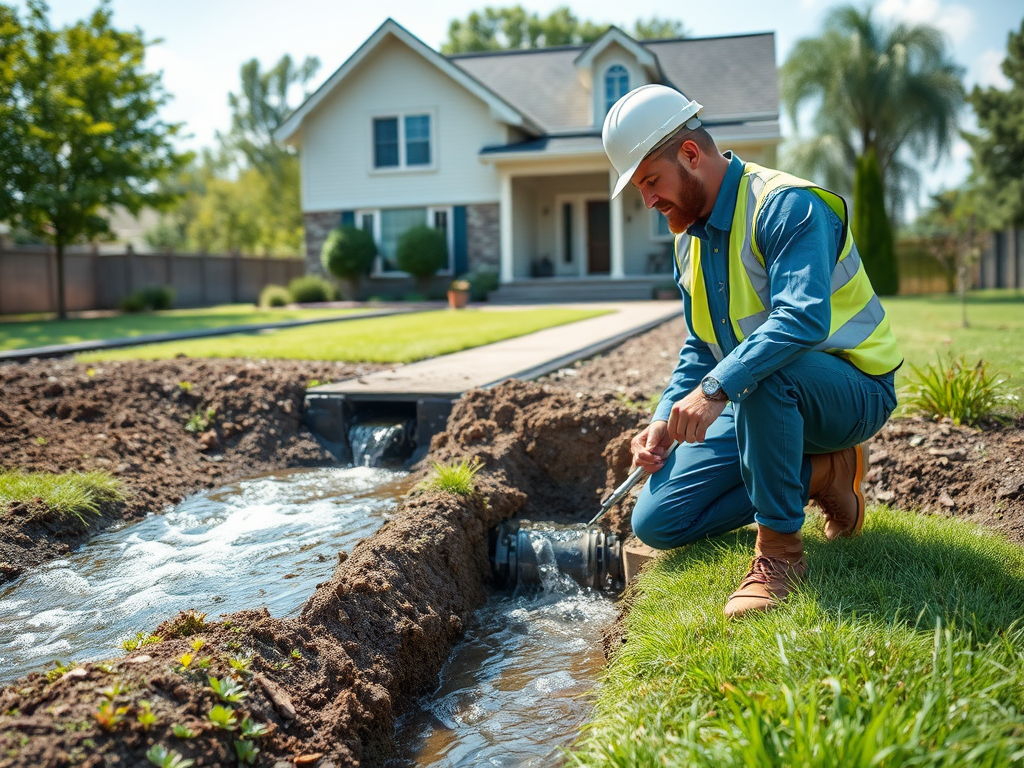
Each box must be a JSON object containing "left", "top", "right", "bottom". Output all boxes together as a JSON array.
[{"left": 275, "top": 19, "right": 782, "bottom": 301}]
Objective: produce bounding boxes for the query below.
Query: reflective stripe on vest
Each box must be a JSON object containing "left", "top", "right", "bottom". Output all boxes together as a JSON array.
[{"left": 674, "top": 163, "right": 902, "bottom": 376}]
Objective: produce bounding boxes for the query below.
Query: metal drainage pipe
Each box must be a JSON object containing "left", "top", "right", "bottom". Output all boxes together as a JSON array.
[{"left": 489, "top": 520, "right": 624, "bottom": 593}]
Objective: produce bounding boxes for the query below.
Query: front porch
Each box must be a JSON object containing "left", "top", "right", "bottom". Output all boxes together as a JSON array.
[{"left": 484, "top": 144, "right": 676, "bottom": 285}]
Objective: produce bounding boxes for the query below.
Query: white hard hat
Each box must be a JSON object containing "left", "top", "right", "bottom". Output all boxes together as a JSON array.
[{"left": 602, "top": 85, "right": 703, "bottom": 198}]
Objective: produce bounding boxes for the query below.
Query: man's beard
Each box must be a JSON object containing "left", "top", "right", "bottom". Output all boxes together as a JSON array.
[{"left": 658, "top": 165, "right": 708, "bottom": 233}]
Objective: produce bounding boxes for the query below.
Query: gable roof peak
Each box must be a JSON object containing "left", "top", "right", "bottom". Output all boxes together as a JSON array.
[
  {"left": 574, "top": 26, "right": 659, "bottom": 74},
  {"left": 274, "top": 17, "right": 540, "bottom": 144}
]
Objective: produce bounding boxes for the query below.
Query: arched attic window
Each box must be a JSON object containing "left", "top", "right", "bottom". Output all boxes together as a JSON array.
[{"left": 604, "top": 65, "right": 629, "bottom": 114}]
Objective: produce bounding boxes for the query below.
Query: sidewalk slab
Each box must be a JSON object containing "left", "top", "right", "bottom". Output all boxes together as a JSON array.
[{"left": 312, "top": 301, "right": 682, "bottom": 401}]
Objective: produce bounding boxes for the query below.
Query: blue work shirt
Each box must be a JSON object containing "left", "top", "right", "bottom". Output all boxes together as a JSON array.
[{"left": 652, "top": 152, "right": 845, "bottom": 423}]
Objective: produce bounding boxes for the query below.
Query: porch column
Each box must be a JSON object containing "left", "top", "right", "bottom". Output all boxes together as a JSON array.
[
  {"left": 499, "top": 171, "right": 514, "bottom": 284},
  {"left": 609, "top": 169, "right": 625, "bottom": 279}
]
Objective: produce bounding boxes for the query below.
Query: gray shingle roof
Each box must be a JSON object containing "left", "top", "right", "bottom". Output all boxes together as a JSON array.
[{"left": 450, "top": 32, "right": 779, "bottom": 134}]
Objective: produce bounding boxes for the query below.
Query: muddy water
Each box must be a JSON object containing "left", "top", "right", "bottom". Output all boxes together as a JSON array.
[
  {"left": 392, "top": 525, "right": 617, "bottom": 767},
  {"left": 0, "top": 466, "right": 411, "bottom": 686}
]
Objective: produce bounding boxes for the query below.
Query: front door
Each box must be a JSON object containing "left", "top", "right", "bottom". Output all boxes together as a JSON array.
[{"left": 587, "top": 200, "right": 610, "bottom": 274}]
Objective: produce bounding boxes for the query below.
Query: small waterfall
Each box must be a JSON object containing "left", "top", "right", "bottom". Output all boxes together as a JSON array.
[{"left": 348, "top": 421, "right": 408, "bottom": 467}]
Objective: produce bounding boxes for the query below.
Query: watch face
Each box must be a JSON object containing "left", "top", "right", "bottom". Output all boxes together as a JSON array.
[{"left": 702, "top": 377, "right": 720, "bottom": 397}]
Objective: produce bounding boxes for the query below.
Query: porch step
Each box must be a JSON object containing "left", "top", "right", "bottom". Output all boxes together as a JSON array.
[{"left": 488, "top": 278, "right": 663, "bottom": 304}]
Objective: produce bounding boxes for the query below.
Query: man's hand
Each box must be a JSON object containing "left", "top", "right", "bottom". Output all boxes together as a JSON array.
[
  {"left": 667, "top": 387, "right": 728, "bottom": 444},
  {"left": 631, "top": 420, "right": 673, "bottom": 473}
]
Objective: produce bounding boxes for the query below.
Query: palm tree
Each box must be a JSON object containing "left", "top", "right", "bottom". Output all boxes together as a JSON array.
[{"left": 780, "top": 5, "right": 965, "bottom": 222}]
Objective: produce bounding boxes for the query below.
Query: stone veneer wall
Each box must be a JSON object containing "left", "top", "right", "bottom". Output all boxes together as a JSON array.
[
  {"left": 303, "top": 211, "right": 342, "bottom": 275},
  {"left": 466, "top": 203, "right": 499, "bottom": 273}
]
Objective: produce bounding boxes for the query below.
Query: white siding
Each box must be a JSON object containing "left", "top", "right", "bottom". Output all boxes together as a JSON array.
[{"left": 301, "top": 37, "right": 507, "bottom": 212}]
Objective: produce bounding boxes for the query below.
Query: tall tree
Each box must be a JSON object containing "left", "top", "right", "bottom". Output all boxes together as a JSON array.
[
  {"left": 852, "top": 148, "right": 898, "bottom": 295},
  {"left": 442, "top": 6, "right": 686, "bottom": 53},
  {"left": 965, "top": 20, "right": 1024, "bottom": 228},
  {"left": 780, "top": 5, "right": 964, "bottom": 223},
  {"left": 0, "top": 0, "right": 189, "bottom": 318}
]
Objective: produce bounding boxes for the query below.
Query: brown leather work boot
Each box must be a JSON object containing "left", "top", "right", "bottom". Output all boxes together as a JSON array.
[
  {"left": 808, "top": 445, "right": 868, "bottom": 541},
  {"left": 723, "top": 526, "right": 807, "bottom": 619}
]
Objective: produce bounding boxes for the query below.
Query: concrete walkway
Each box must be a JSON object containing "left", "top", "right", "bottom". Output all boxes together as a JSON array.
[
  {"left": 0, "top": 307, "right": 413, "bottom": 363},
  {"left": 312, "top": 301, "right": 682, "bottom": 401}
]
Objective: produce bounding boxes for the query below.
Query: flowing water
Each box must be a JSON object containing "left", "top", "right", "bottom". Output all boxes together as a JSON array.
[
  {"left": 0, "top": 466, "right": 411, "bottom": 686},
  {"left": 349, "top": 422, "right": 408, "bottom": 467},
  {"left": 391, "top": 523, "right": 617, "bottom": 767}
]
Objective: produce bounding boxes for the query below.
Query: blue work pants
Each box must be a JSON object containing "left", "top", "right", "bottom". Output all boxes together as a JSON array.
[{"left": 631, "top": 352, "right": 898, "bottom": 550}]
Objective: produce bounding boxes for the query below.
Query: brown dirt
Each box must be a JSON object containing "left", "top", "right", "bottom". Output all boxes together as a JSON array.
[
  {"left": 865, "top": 414, "right": 1024, "bottom": 543},
  {"left": 0, "top": 357, "right": 388, "bottom": 581},
  {"left": 1, "top": 317, "right": 1023, "bottom": 766},
  {"left": 0, "top": 380, "right": 644, "bottom": 767}
]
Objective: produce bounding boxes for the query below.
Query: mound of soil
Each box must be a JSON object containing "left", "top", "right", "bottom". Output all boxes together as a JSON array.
[
  {"left": 0, "top": 381, "right": 643, "bottom": 767},
  {"left": 866, "top": 415, "right": 1024, "bottom": 543},
  {"left": 0, "top": 358, "right": 388, "bottom": 581}
]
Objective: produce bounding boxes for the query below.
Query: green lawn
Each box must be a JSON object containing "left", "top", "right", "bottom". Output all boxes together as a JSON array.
[
  {"left": 571, "top": 508, "right": 1024, "bottom": 767},
  {"left": 77, "top": 308, "right": 609, "bottom": 363},
  {"left": 0, "top": 469, "right": 125, "bottom": 525},
  {"left": 0, "top": 305, "right": 368, "bottom": 352},
  {"left": 883, "top": 290, "right": 1024, "bottom": 407}
]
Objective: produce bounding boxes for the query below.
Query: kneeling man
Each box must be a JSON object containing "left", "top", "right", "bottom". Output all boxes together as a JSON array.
[{"left": 602, "top": 85, "right": 902, "bottom": 618}]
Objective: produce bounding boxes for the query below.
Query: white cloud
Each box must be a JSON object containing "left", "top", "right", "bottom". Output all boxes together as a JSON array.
[
  {"left": 973, "top": 48, "right": 1011, "bottom": 90},
  {"left": 875, "top": 0, "right": 974, "bottom": 44}
]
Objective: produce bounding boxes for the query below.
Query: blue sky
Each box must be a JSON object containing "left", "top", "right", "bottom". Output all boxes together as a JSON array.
[{"left": 42, "top": 0, "right": 1023, "bottom": 214}]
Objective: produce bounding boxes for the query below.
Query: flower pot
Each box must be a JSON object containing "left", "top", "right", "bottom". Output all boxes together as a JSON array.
[{"left": 447, "top": 290, "right": 469, "bottom": 309}]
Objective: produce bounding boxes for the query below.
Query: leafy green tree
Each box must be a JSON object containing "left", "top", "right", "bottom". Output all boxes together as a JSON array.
[
  {"left": 442, "top": 6, "right": 686, "bottom": 53},
  {"left": 781, "top": 5, "right": 964, "bottom": 223},
  {"left": 148, "top": 54, "right": 320, "bottom": 257},
  {"left": 852, "top": 148, "right": 898, "bottom": 295},
  {"left": 909, "top": 188, "right": 988, "bottom": 326},
  {"left": 965, "top": 20, "right": 1024, "bottom": 228},
  {"left": 0, "top": 0, "right": 189, "bottom": 318}
]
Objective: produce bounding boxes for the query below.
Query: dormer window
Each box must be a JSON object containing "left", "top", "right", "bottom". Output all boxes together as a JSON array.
[{"left": 604, "top": 65, "right": 630, "bottom": 113}]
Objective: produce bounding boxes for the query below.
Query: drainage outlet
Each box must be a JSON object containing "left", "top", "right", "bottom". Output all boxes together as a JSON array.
[{"left": 490, "top": 520, "right": 624, "bottom": 593}]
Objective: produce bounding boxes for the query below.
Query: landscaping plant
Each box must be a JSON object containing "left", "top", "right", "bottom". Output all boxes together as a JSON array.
[
  {"left": 421, "top": 457, "right": 484, "bottom": 496},
  {"left": 903, "top": 355, "right": 1009, "bottom": 426},
  {"left": 288, "top": 275, "right": 335, "bottom": 304},
  {"left": 321, "top": 225, "right": 377, "bottom": 300},
  {"left": 258, "top": 284, "right": 291, "bottom": 308},
  {"left": 396, "top": 225, "right": 448, "bottom": 296}
]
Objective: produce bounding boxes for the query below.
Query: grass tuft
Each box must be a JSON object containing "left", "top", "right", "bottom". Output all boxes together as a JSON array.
[
  {"left": 0, "top": 469, "right": 125, "bottom": 524},
  {"left": 569, "top": 507, "right": 1024, "bottom": 767},
  {"left": 420, "top": 457, "right": 484, "bottom": 496},
  {"left": 903, "top": 354, "right": 1010, "bottom": 425}
]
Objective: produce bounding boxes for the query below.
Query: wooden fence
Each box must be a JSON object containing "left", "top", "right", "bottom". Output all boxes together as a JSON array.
[{"left": 0, "top": 246, "right": 305, "bottom": 315}]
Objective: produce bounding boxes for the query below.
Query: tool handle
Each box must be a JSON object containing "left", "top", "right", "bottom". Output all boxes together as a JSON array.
[{"left": 588, "top": 440, "right": 679, "bottom": 527}]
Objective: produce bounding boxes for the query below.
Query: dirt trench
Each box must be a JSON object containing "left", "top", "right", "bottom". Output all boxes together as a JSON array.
[
  {"left": 0, "top": 358, "right": 388, "bottom": 581},
  {"left": 0, "top": 381, "right": 644, "bottom": 767}
]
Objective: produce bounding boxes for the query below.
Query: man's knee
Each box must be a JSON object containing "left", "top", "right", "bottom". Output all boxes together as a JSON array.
[{"left": 631, "top": 490, "right": 695, "bottom": 550}]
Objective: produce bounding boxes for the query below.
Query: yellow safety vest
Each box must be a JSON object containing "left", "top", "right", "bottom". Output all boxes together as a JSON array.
[{"left": 674, "top": 162, "right": 902, "bottom": 377}]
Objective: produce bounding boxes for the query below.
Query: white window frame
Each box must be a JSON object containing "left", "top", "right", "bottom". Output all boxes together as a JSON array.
[
  {"left": 650, "top": 209, "right": 674, "bottom": 242},
  {"left": 368, "top": 108, "right": 438, "bottom": 174},
  {"left": 604, "top": 64, "right": 630, "bottom": 114},
  {"left": 358, "top": 206, "right": 454, "bottom": 277}
]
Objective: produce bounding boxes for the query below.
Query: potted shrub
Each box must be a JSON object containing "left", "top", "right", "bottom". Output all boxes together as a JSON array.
[
  {"left": 321, "top": 226, "right": 377, "bottom": 301},
  {"left": 396, "top": 225, "right": 448, "bottom": 296},
  {"left": 448, "top": 279, "right": 471, "bottom": 309}
]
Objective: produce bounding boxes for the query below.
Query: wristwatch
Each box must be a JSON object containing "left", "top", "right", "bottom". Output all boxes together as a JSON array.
[{"left": 700, "top": 376, "right": 728, "bottom": 402}]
